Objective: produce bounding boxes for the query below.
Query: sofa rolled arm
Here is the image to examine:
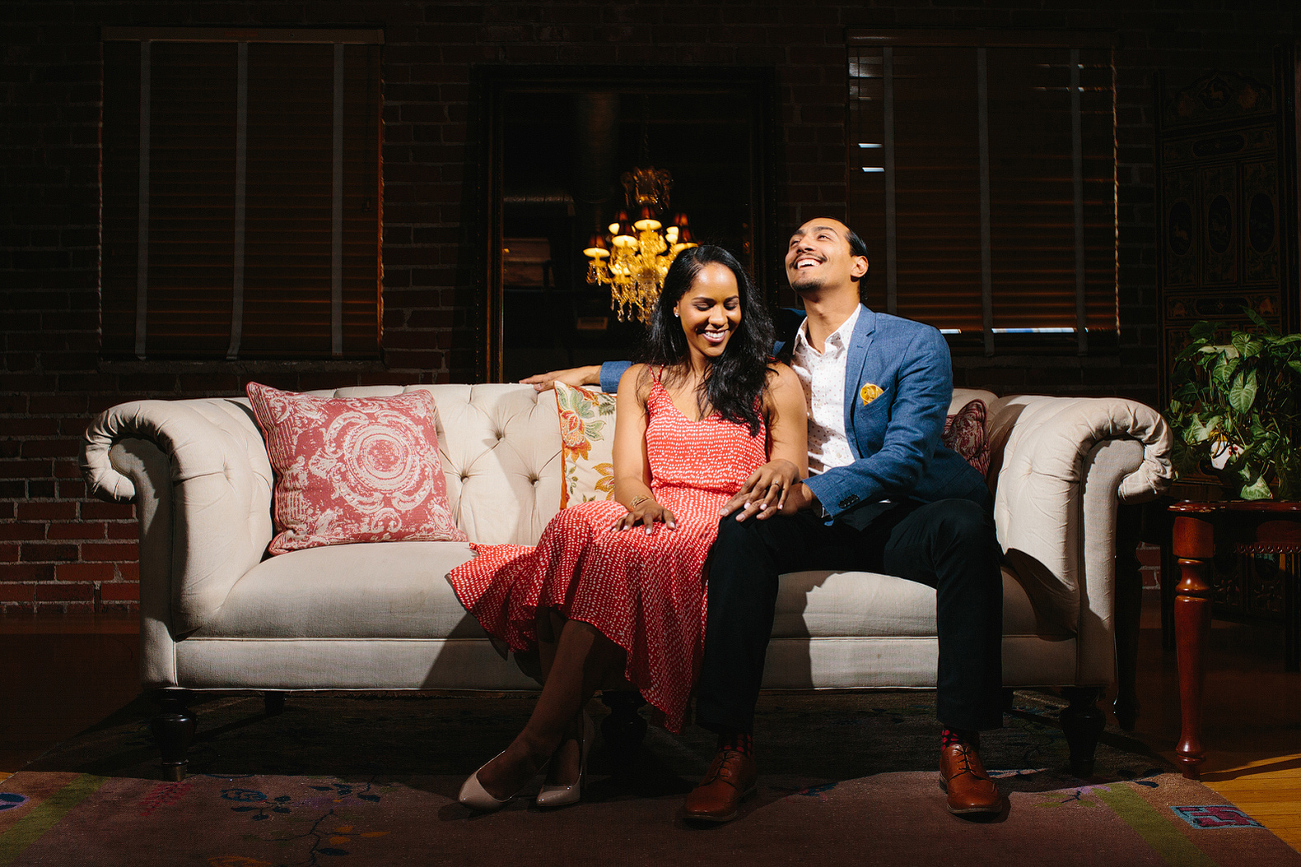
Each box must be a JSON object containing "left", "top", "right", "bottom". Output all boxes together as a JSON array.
[
  {"left": 81, "top": 398, "right": 275, "bottom": 633},
  {"left": 988, "top": 395, "right": 1172, "bottom": 636},
  {"left": 990, "top": 395, "right": 1172, "bottom": 506}
]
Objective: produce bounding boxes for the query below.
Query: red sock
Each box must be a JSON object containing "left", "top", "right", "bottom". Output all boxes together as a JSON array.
[
  {"left": 941, "top": 727, "right": 980, "bottom": 749},
  {"left": 717, "top": 732, "right": 754, "bottom": 757}
]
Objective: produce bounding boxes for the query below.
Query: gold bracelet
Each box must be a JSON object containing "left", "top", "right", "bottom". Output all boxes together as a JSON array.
[{"left": 629, "top": 495, "right": 650, "bottom": 508}]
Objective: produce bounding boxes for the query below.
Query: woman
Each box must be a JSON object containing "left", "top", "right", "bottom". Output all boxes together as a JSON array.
[{"left": 447, "top": 245, "right": 807, "bottom": 810}]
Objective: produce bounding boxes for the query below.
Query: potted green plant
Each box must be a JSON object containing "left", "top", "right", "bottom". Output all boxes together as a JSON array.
[{"left": 1166, "top": 308, "right": 1301, "bottom": 500}]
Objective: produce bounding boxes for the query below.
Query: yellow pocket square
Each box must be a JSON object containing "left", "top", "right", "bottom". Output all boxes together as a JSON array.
[{"left": 859, "top": 383, "right": 883, "bottom": 406}]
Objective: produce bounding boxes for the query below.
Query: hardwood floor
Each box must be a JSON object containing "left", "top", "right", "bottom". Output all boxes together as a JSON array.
[
  {"left": 1118, "top": 601, "right": 1301, "bottom": 851},
  {"left": 1, "top": 594, "right": 1298, "bottom": 851}
]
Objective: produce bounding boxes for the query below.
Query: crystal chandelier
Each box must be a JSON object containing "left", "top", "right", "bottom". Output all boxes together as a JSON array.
[{"left": 583, "top": 166, "right": 696, "bottom": 325}]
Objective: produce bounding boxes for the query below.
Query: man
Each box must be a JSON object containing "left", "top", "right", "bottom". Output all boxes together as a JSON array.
[{"left": 524, "top": 217, "right": 1005, "bottom": 821}]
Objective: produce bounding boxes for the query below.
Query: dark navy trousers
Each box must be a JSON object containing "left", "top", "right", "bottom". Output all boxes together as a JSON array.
[{"left": 694, "top": 498, "right": 1004, "bottom": 735}]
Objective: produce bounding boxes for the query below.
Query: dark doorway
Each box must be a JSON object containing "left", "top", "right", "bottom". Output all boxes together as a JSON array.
[{"left": 479, "top": 68, "right": 775, "bottom": 382}]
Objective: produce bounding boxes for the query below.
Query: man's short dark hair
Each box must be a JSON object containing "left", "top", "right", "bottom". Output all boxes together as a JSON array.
[{"left": 846, "top": 227, "right": 869, "bottom": 261}]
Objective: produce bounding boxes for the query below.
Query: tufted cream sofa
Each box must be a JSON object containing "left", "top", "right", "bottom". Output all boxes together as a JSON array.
[{"left": 80, "top": 384, "right": 1172, "bottom": 780}]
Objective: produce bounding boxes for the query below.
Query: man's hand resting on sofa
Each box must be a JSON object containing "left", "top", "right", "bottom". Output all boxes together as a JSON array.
[{"left": 519, "top": 365, "right": 603, "bottom": 393}]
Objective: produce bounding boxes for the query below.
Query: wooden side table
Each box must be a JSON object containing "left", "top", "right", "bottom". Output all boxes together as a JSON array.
[{"left": 1169, "top": 500, "right": 1301, "bottom": 778}]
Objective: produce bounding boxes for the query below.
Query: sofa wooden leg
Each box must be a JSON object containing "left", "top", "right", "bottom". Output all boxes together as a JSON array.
[
  {"left": 1060, "top": 687, "right": 1104, "bottom": 778},
  {"left": 599, "top": 690, "right": 647, "bottom": 753},
  {"left": 264, "top": 691, "right": 286, "bottom": 716},
  {"left": 151, "top": 689, "right": 197, "bottom": 782}
]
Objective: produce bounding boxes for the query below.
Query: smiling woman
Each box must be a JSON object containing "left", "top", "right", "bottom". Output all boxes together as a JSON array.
[
  {"left": 447, "top": 244, "right": 806, "bottom": 811},
  {"left": 674, "top": 264, "right": 742, "bottom": 364}
]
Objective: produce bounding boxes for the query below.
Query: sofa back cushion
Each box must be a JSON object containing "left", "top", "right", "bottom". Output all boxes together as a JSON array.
[{"left": 272, "top": 384, "right": 998, "bottom": 549}]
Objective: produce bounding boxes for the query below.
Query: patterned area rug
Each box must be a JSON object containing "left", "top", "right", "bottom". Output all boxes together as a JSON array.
[{"left": 2, "top": 690, "right": 1298, "bottom": 866}]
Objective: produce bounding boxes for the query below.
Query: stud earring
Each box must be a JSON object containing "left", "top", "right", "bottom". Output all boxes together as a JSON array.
[{"left": 673, "top": 309, "right": 680, "bottom": 318}]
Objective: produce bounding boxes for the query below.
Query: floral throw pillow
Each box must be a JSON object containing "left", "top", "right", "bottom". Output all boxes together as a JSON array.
[
  {"left": 554, "top": 382, "right": 617, "bottom": 509},
  {"left": 942, "top": 398, "right": 991, "bottom": 477},
  {"left": 246, "top": 383, "right": 467, "bottom": 555}
]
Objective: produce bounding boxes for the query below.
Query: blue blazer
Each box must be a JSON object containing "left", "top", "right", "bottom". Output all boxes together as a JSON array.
[{"left": 599, "top": 304, "right": 988, "bottom": 529}]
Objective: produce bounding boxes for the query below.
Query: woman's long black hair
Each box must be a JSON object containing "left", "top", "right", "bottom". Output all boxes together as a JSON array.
[{"left": 637, "top": 245, "right": 775, "bottom": 436}]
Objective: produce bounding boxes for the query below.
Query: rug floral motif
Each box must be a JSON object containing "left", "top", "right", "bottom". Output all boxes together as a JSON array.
[{"left": 2, "top": 691, "right": 1297, "bottom": 866}]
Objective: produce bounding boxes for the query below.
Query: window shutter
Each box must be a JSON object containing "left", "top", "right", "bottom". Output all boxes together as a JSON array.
[
  {"left": 101, "top": 29, "right": 382, "bottom": 360},
  {"left": 848, "top": 33, "right": 1117, "bottom": 349}
]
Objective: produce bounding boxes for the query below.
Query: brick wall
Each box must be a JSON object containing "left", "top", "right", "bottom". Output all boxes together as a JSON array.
[{"left": 2, "top": 1, "right": 1297, "bottom": 614}]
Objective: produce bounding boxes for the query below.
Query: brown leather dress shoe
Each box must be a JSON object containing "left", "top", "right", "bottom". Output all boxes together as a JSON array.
[
  {"left": 683, "top": 749, "right": 757, "bottom": 823},
  {"left": 939, "top": 742, "right": 1003, "bottom": 815}
]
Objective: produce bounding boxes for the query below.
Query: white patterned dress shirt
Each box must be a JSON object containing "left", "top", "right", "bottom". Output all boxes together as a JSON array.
[{"left": 790, "top": 305, "right": 860, "bottom": 476}]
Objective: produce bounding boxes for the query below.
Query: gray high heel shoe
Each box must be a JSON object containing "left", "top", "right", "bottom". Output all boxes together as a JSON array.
[{"left": 535, "top": 713, "right": 595, "bottom": 808}]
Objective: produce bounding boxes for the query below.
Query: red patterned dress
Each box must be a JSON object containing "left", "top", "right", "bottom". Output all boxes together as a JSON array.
[{"left": 446, "top": 379, "right": 767, "bottom": 732}]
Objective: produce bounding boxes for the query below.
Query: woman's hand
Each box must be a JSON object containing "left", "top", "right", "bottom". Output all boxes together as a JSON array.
[
  {"left": 720, "top": 459, "right": 803, "bottom": 521},
  {"left": 611, "top": 496, "right": 677, "bottom": 534}
]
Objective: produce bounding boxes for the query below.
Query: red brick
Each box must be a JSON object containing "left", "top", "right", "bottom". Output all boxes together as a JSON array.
[
  {"left": 27, "top": 394, "right": 89, "bottom": 414},
  {"left": 20, "top": 542, "right": 79, "bottom": 561},
  {"left": 58, "top": 479, "right": 87, "bottom": 499},
  {"left": 55, "top": 562, "right": 115, "bottom": 582},
  {"left": 99, "top": 582, "right": 139, "bottom": 602},
  {"left": 16, "top": 501, "right": 77, "bottom": 521},
  {"left": 106, "top": 522, "right": 137, "bottom": 540},
  {"left": 36, "top": 582, "right": 94, "bottom": 601},
  {"left": 0, "top": 544, "right": 17, "bottom": 562},
  {"left": 1136, "top": 542, "right": 1162, "bottom": 568},
  {"left": 0, "top": 418, "right": 60, "bottom": 437},
  {"left": 0, "top": 460, "right": 53, "bottom": 479},
  {"left": 47, "top": 521, "right": 105, "bottom": 540},
  {"left": 79, "top": 542, "right": 138, "bottom": 562},
  {"left": 0, "top": 523, "right": 44, "bottom": 541},
  {"left": 54, "top": 460, "right": 84, "bottom": 478},
  {"left": 0, "top": 584, "right": 36, "bottom": 603},
  {"left": 21, "top": 438, "right": 81, "bottom": 458},
  {"left": 28, "top": 482, "right": 56, "bottom": 498},
  {"left": 80, "top": 501, "right": 135, "bottom": 520},
  {"left": 1, "top": 564, "right": 55, "bottom": 581}
]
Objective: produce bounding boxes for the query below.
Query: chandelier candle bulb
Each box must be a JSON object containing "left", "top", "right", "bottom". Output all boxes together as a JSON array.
[{"left": 583, "top": 167, "right": 696, "bottom": 324}]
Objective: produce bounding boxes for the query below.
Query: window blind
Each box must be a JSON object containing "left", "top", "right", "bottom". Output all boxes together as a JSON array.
[
  {"left": 848, "top": 32, "right": 1117, "bottom": 353},
  {"left": 101, "top": 28, "right": 383, "bottom": 360}
]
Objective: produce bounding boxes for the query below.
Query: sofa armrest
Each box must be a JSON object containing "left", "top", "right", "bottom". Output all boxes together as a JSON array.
[
  {"left": 80, "top": 398, "right": 275, "bottom": 634},
  {"left": 988, "top": 395, "right": 1172, "bottom": 644}
]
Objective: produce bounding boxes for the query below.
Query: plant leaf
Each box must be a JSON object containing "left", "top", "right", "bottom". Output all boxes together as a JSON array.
[
  {"left": 1240, "top": 475, "right": 1273, "bottom": 500},
  {"left": 1228, "top": 369, "right": 1258, "bottom": 415},
  {"left": 1211, "top": 354, "right": 1239, "bottom": 392}
]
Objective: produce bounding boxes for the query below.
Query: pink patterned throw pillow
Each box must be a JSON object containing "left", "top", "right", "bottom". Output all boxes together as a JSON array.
[
  {"left": 246, "top": 383, "right": 467, "bottom": 555},
  {"left": 942, "top": 399, "right": 991, "bottom": 477}
]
